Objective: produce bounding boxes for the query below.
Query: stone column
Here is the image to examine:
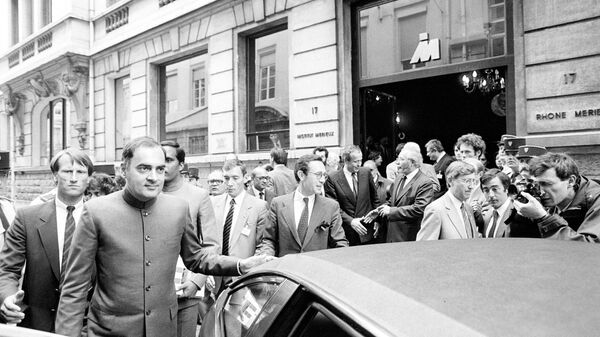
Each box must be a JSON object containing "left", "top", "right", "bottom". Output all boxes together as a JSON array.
[{"left": 32, "top": 0, "right": 45, "bottom": 31}]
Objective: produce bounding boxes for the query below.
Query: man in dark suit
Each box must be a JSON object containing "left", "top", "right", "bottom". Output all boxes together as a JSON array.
[
  {"left": 268, "top": 147, "right": 297, "bottom": 197},
  {"left": 246, "top": 166, "right": 275, "bottom": 206},
  {"left": 325, "top": 145, "right": 380, "bottom": 246},
  {"left": 480, "top": 169, "right": 513, "bottom": 238},
  {"left": 426, "top": 139, "right": 455, "bottom": 199},
  {"left": 377, "top": 149, "right": 435, "bottom": 242},
  {"left": 0, "top": 149, "right": 93, "bottom": 332},
  {"left": 258, "top": 154, "right": 348, "bottom": 256},
  {"left": 55, "top": 137, "right": 272, "bottom": 337}
]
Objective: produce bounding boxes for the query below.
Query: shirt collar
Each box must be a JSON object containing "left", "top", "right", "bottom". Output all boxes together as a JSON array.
[
  {"left": 405, "top": 168, "right": 419, "bottom": 182},
  {"left": 122, "top": 188, "right": 157, "bottom": 209},
  {"left": 343, "top": 165, "right": 355, "bottom": 177},
  {"left": 448, "top": 191, "right": 465, "bottom": 211},
  {"left": 55, "top": 195, "right": 84, "bottom": 211},
  {"left": 294, "top": 187, "right": 316, "bottom": 203},
  {"left": 495, "top": 198, "right": 512, "bottom": 216},
  {"left": 226, "top": 190, "right": 246, "bottom": 206},
  {"left": 436, "top": 151, "right": 446, "bottom": 163}
]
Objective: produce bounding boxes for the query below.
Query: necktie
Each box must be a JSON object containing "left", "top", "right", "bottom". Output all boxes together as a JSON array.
[
  {"left": 488, "top": 210, "right": 499, "bottom": 238},
  {"left": 352, "top": 173, "right": 359, "bottom": 197},
  {"left": 395, "top": 176, "right": 406, "bottom": 201},
  {"left": 0, "top": 203, "right": 10, "bottom": 231},
  {"left": 222, "top": 199, "right": 235, "bottom": 256},
  {"left": 61, "top": 206, "right": 76, "bottom": 280},
  {"left": 460, "top": 203, "right": 475, "bottom": 238},
  {"left": 297, "top": 197, "right": 309, "bottom": 244},
  {"left": 259, "top": 191, "right": 264, "bottom": 200}
]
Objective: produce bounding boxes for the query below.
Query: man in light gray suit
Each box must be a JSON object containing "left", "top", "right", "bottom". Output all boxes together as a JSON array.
[
  {"left": 258, "top": 154, "right": 348, "bottom": 257},
  {"left": 417, "top": 161, "right": 479, "bottom": 240},
  {"left": 268, "top": 147, "right": 297, "bottom": 197}
]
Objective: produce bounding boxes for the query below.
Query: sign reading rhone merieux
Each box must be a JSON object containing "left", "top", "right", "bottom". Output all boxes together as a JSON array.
[
  {"left": 294, "top": 121, "right": 338, "bottom": 148},
  {"left": 527, "top": 93, "right": 600, "bottom": 133}
]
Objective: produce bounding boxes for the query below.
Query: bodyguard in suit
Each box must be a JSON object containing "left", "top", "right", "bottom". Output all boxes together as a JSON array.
[
  {"left": 210, "top": 159, "right": 269, "bottom": 294},
  {"left": 268, "top": 147, "right": 298, "bottom": 197},
  {"left": 417, "top": 161, "right": 480, "bottom": 240},
  {"left": 246, "top": 166, "right": 275, "bottom": 206},
  {"left": 55, "top": 137, "right": 272, "bottom": 337},
  {"left": 0, "top": 149, "right": 93, "bottom": 332},
  {"left": 425, "top": 139, "right": 455, "bottom": 199},
  {"left": 377, "top": 149, "right": 435, "bottom": 242},
  {"left": 480, "top": 169, "right": 513, "bottom": 238},
  {"left": 259, "top": 154, "right": 348, "bottom": 257},
  {"left": 325, "top": 145, "right": 380, "bottom": 245}
]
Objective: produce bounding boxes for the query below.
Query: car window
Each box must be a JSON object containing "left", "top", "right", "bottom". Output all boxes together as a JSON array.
[
  {"left": 222, "top": 276, "right": 297, "bottom": 337},
  {"left": 294, "top": 303, "right": 364, "bottom": 337}
]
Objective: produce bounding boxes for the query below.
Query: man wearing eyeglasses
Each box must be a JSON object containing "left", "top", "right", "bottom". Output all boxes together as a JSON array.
[
  {"left": 258, "top": 154, "right": 348, "bottom": 257},
  {"left": 417, "top": 161, "right": 479, "bottom": 240},
  {"left": 0, "top": 149, "right": 93, "bottom": 332},
  {"left": 207, "top": 170, "right": 226, "bottom": 197},
  {"left": 246, "top": 166, "right": 275, "bottom": 206}
]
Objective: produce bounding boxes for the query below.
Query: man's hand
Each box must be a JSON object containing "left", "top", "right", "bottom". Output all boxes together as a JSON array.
[
  {"left": 0, "top": 290, "right": 26, "bottom": 324},
  {"left": 176, "top": 280, "right": 199, "bottom": 298},
  {"left": 373, "top": 222, "right": 380, "bottom": 238},
  {"left": 239, "top": 255, "right": 277, "bottom": 274},
  {"left": 470, "top": 200, "right": 483, "bottom": 213},
  {"left": 205, "top": 276, "right": 215, "bottom": 293},
  {"left": 377, "top": 205, "right": 391, "bottom": 217},
  {"left": 513, "top": 192, "right": 547, "bottom": 219},
  {"left": 350, "top": 218, "right": 367, "bottom": 236}
]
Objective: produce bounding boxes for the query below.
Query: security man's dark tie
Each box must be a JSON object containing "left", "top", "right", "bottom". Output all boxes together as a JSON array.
[
  {"left": 352, "top": 173, "right": 358, "bottom": 197},
  {"left": 297, "top": 197, "right": 309, "bottom": 244},
  {"left": 0, "top": 203, "right": 10, "bottom": 231},
  {"left": 61, "top": 206, "right": 76, "bottom": 281},
  {"left": 222, "top": 199, "right": 236, "bottom": 256}
]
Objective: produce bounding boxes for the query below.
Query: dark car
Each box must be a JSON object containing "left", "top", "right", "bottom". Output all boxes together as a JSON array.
[{"left": 200, "top": 239, "right": 600, "bottom": 337}]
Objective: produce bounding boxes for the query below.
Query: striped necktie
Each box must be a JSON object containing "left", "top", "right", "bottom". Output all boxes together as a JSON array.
[
  {"left": 297, "top": 197, "right": 309, "bottom": 243},
  {"left": 222, "top": 199, "right": 235, "bottom": 256},
  {"left": 61, "top": 206, "right": 76, "bottom": 281}
]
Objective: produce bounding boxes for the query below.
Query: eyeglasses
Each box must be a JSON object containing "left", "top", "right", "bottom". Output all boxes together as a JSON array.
[
  {"left": 457, "top": 178, "right": 479, "bottom": 186},
  {"left": 308, "top": 171, "right": 328, "bottom": 180},
  {"left": 208, "top": 179, "right": 224, "bottom": 184}
]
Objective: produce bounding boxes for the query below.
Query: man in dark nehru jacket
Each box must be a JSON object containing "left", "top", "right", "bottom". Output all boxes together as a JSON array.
[{"left": 55, "top": 137, "right": 273, "bottom": 337}]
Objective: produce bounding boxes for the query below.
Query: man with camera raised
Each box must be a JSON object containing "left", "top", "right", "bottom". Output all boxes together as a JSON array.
[{"left": 512, "top": 152, "right": 600, "bottom": 242}]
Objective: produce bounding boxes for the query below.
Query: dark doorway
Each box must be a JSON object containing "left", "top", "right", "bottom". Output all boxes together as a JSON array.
[{"left": 361, "top": 68, "right": 507, "bottom": 169}]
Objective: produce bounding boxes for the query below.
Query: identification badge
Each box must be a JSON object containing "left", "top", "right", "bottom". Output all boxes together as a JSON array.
[{"left": 241, "top": 226, "right": 251, "bottom": 236}]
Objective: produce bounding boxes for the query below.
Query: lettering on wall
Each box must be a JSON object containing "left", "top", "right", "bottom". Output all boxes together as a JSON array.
[
  {"left": 536, "top": 108, "right": 600, "bottom": 121},
  {"left": 296, "top": 131, "right": 335, "bottom": 139},
  {"left": 410, "top": 33, "right": 441, "bottom": 64}
]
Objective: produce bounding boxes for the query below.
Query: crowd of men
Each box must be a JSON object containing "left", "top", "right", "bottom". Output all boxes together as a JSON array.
[{"left": 0, "top": 132, "right": 598, "bottom": 337}]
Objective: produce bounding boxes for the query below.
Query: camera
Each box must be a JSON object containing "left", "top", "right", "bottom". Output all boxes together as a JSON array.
[{"left": 515, "top": 179, "right": 542, "bottom": 203}]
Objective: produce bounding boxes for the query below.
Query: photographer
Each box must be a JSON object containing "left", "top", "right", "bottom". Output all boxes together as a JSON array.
[{"left": 512, "top": 152, "right": 600, "bottom": 242}]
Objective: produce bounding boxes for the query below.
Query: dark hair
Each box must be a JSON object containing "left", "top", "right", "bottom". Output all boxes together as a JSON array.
[
  {"left": 50, "top": 148, "right": 94, "bottom": 176},
  {"left": 270, "top": 147, "right": 288, "bottom": 165},
  {"left": 160, "top": 140, "right": 186, "bottom": 163},
  {"left": 456, "top": 133, "right": 486, "bottom": 156},
  {"left": 425, "top": 139, "right": 444, "bottom": 152},
  {"left": 223, "top": 159, "right": 247, "bottom": 176},
  {"left": 395, "top": 143, "right": 406, "bottom": 156},
  {"left": 86, "top": 172, "right": 118, "bottom": 196},
  {"left": 122, "top": 137, "right": 165, "bottom": 169},
  {"left": 313, "top": 146, "right": 329, "bottom": 160},
  {"left": 294, "top": 154, "right": 322, "bottom": 182},
  {"left": 367, "top": 151, "right": 382, "bottom": 161},
  {"left": 341, "top": 145, "right": 362, "bottom": 163},
  {"left": 480, "top": 168, "right": 510, "bottom": 191},
  {"left": 446, "top": 161, "right": 476, "bottom": 183},
  {"left": 529, "top": 152, "right": 579, "bottom": 181}
]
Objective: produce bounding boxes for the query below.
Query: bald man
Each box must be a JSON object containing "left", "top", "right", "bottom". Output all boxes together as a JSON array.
[{"left": 246, "top": 166, "right": 275, "bottom": 206}]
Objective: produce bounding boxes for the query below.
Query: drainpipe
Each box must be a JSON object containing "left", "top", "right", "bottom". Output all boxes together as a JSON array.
[{"left": 88, "top": 0, "right": 95, "bottom": 160}]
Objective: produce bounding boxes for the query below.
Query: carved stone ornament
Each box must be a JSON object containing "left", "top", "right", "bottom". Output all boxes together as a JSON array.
[{"left": 4, "top": 85, "right": 26, "bottom": 155}]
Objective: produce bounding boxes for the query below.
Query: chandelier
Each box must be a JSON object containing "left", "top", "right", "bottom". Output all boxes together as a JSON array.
[{"left": 460, "top": 68, "right": 505, "bottom": 94}]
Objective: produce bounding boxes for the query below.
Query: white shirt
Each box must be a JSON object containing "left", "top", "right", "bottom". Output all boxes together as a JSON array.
[
  {"left": 55, "top": 197, "right": 84, "bottom": 269},
  {"left": 222, "top": 191, "right": 247, "bottom": 247},
  {"left": 252, "top": 186, "right": 265, "bottom": 200},
  {"left": 402, "top": 168, "right": 419, "bottom": 187},
  {"left": 343, "top": 166, "right": 358, "bottom": 194},
  {"left": 448, "top": 192, "right": 469, "bottom": 237},
  {"left": 293, "top": 189, "right": 316, "bottom": 230},
  {"left": 435, "top": 151, "right": 447, "bottom": 164},
  {"left": 487, "top": 198, "right": 511, "bottom": 238}
]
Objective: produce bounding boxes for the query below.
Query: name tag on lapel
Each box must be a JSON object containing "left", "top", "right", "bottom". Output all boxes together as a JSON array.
[{"left": 241, "top": 225, "right": 251, "bottom": 237}]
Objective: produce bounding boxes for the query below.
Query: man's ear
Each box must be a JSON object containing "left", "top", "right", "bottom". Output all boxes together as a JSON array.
[
  {"left": 568, "top": 174, "right": 577, "bottom": 188},
  {"left": 297, "top": 170, "right": 305, "bottom": 182},
  {"left": 178, "top": 162, "right": 185, "bottom": 171},
  {"left": 120, "top": 163, "right": 127, "bottom": 178},
  {"left": 52, "top": 173, "right": 58, "bottom": 185}
]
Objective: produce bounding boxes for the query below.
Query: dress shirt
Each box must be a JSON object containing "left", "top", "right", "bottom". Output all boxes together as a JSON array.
[
  {"left": 487, "top": 198, "right": 511, "bottom": 238},
  {"left": 222, "top": 191, "right": 247, "bottom": 247},
  {"left": 343, "top": 166, "right": 358, "bottom": 194},
  {"left": 55, "top": 197, "right": 84, "bottom": 268},
  {"left": 293, "top": 189, "right": 315, "bottom": 230},
  {"left": 447, "top": 192, "right": 469, "bottom": 235},
  {"left": 435, "top": 151, "right": 447, "bottom": 164},
  {"left": 402, "top": 168, "right": 419, "bottom": 188},
  {"left": 252, "top": 186, "right": 265, "bottom": 200}
]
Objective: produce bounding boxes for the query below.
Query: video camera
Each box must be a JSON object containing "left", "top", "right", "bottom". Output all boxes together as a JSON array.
[{"left": 515, "top": 179, "right": 542, "bottom": 203}]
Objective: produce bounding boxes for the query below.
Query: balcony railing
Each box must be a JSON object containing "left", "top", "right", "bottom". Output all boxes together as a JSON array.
[
  {"left": 8, "top": 51, "right": 19, "bottom": 68},
  {"left": 37, "top": 32, "right": 53, "bottom": 52},
  {"left": 105, "top": 6, "right": 129, "bottom": 33},
  {"left": 21, "top": 42, "right": 36, "bottom": 61}
]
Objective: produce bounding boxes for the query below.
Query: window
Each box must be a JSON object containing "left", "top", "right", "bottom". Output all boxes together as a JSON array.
[
  {"left": 41, "top": 98, "right": 66, "bottom": 164},
  {"left": 192, "top": 66, "right": 206, "bottom": 108},
  {"left": 160, "top": 53, "right": 209, "bottom": 155},
  {"left": 115, "top": 76, "right": 131, "bottom": 158},
  {"left": 295, "top": 304, "right": 361, "bottom": 337},
  {"left": 247, "top": 26, "right": 289, "bottom": 152},
  {"left": 41, "top": 0, "right": 52, "bottom": 27},
  {"left": 11, "top": 0, "right": 19, "bottom": 46}
]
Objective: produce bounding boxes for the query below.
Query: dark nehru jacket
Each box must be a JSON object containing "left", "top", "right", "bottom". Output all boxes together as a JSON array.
[{"left": 55, "top": 189, "right": 240, "bottom": 337}]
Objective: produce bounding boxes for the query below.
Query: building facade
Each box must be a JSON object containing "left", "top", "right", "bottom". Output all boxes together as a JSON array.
[{"left": 0, "top": 0, "right": 598, "bottom": 202}]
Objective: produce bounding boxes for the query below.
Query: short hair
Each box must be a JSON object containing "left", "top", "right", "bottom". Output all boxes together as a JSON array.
[
  {"left": 403, "top": 142, "right": 421, "bottom": 154},
  {"left": 367, "top": 151, "right": 381, "bottom": 161},
  {"left": 462, "top": 157, "right": 485, "bottom": 174},
  {"left": 313, "top": 146, "right": 329, "bottom": 160},
  {"left": 395, "top": 143, "right": 406, "bottom": 156},
  {"left": 294, "top": 154, "right": 322, "bottom": 182},
  {"left": 456, "top": 133, "right": 486, "bottom": 155},
  {"left": 251, "top": 166, "right": 268, "bottom": 179},
  {"left": 160, "top": 140, "right": 186, "bottom": 163},
  {"left": 363, "top": 160, "right": 377, "bottom": 170},
  {"left": 87, "top": 172, "right": 118, "bottom": 196},
  {"left": 50, "top": 148, "right": 94, "bottom": 176},
  {"left": 341, "top": 145, "right": 362, "bottom": 163},
  {"left": 208, "top": 169, "right": 224, "bottom": 180},
  {"left": 425, "top": 139, "right": 444, "bottom": 152},
  {"left": 446, "top": 161, "right": 476, "bottom": 183},
  {"left": 400, "top": 149, "right": 423, "bottom": 168},
  {"left": 122, "top": 137, "right": 165, "bottom": 169},
  {"left": 480, "top": 168, "right": 510, "bottom": 190},
  {"left": 270, "top": 147, "right": 288, "bottom": 165},
  {"left": 529, "top": 152, "right": 579, "bottom": 181},
  {"left": 222, "top": 159, "right": 247, "bottom": 176}
]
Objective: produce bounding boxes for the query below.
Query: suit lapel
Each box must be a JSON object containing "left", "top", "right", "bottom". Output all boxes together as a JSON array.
[
  {"left": 396, "top": 171, "right": 421, "bottom": 201},
  {"left": 280, "top": 193, "right": 302, "bottom": 247},
  {"left": 335, "top": 170, "right": 356, "bottom": 204},
  {"left": 36, "top": 201, "right": 60, "bottom": 281},
  {"left": 302, "top": 195, "right": 324, "bottom": 246},
  {"left": 443, "top": 194, "right": 466, "bottom": 239},
  {"left": 230, "top": 195, "right": 251, "bottom": 249},
  {"left": 498, "top": 202, "right": 513, "bottom": 237}
]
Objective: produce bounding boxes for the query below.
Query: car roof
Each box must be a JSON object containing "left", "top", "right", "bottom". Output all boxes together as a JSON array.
[{"left": 250, "top": 239, "right": 600, "bottom": 336}]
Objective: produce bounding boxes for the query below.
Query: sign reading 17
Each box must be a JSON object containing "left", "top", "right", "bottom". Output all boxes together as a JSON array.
[{"left": 563, "top": 73, "right": 576, "bottom": 85}]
